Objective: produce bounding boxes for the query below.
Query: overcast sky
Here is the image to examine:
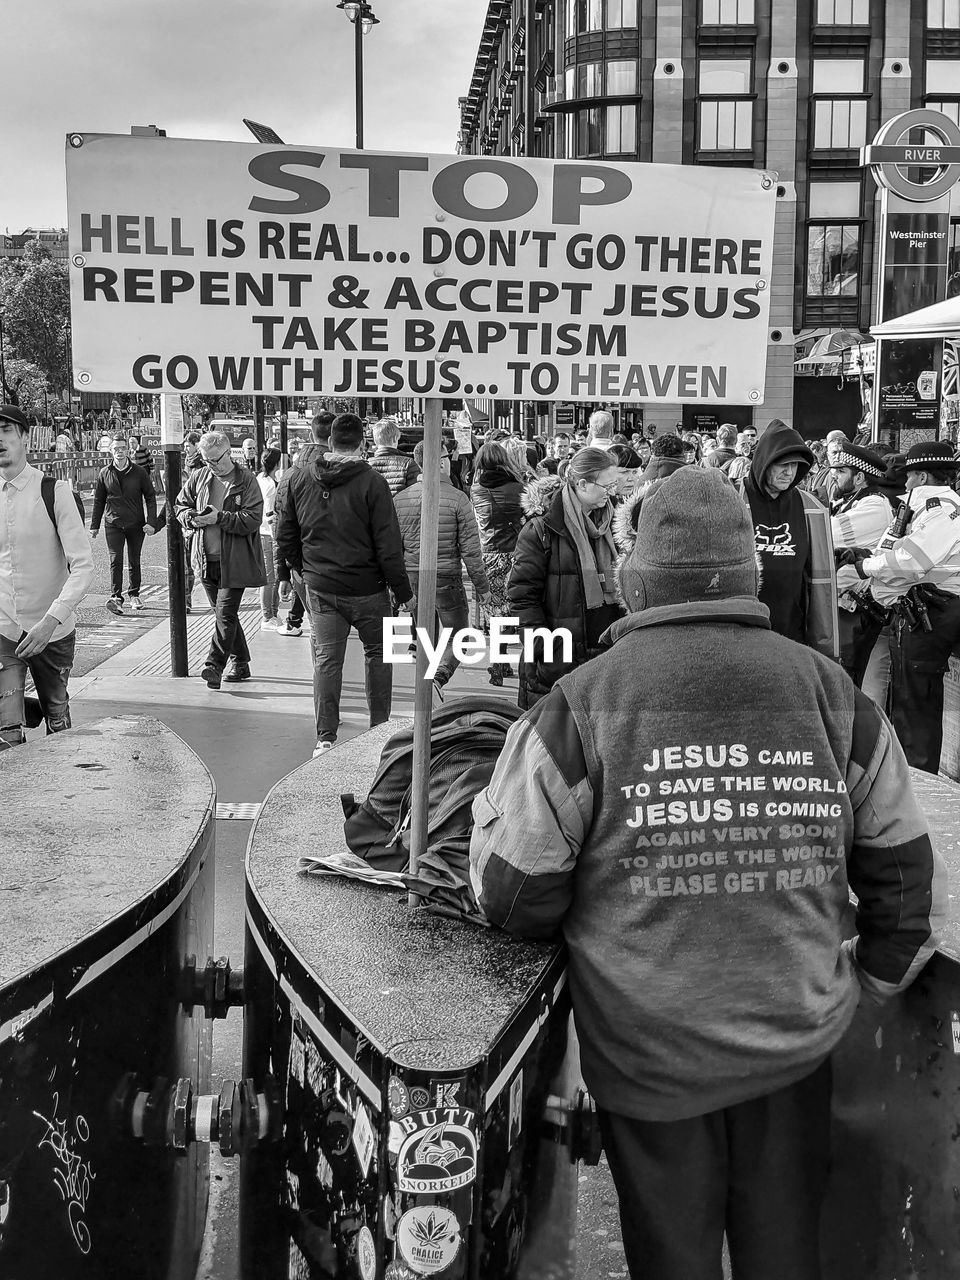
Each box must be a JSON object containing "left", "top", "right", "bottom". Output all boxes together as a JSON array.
[{"left": 3, "top": 0, "right": 486, "bottom": 232}]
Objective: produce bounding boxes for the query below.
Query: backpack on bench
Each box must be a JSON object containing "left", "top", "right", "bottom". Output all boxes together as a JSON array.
[{"left": 341, "top": 696, "right": 522, "bottom": 881}]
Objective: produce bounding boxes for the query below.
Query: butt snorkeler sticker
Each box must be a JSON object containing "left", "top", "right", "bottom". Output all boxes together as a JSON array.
[{"left": 396, "top": 1108, "right": 478, "bottom": 1194}]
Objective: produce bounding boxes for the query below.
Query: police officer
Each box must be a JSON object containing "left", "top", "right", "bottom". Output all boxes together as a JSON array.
[
  {"left": 831, "top": 442, "right": 895, "bottom": 687},
  {"left": 857, "top": 441, "right": 960, "bottom": 773}
]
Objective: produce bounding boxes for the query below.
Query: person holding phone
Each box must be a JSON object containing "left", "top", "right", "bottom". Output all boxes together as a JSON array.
[{"left": 175, "top": 430, "right": 265, "bottom": 690}]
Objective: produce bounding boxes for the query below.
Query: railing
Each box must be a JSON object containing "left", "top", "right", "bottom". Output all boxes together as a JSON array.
[{"left": 28, "top": 452, "right": 166, "bottom": 496}]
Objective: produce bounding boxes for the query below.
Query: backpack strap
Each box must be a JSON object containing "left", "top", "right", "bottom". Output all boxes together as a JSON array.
[
  {"left": 41, "top": 474, "right": 58, "bottom": 529},
  {"left": 40, "top": 474, "right": 86, "bottom": 541}
]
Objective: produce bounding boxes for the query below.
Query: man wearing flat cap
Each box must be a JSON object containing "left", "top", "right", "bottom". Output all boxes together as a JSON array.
[
  {"left": 470, "top": 466, "right": 946, "bottom": 1280},
  {"left": 830, "top": 441, "right": 897, "bottom": 688},
  {"left": 853, "top": 441, "right": 960, "bottom": 773}
]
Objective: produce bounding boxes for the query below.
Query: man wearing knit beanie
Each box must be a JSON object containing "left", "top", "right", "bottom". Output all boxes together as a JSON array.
[{"left": 471, "top": 466, "right": 945, "bottom": 1280}]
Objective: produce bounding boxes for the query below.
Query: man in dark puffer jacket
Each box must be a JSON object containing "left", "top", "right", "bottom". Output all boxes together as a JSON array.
[{"left": 368, "top": 419, "right": 418, "bottom": 496}]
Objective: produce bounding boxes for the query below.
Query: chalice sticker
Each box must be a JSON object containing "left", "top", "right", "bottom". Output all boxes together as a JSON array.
[
  {"left": 396, "top": 1108, "right": 478, "bottom": 1194},
  {"left": 396, "top": 1206, "right": 462, "bottom": 1276}
]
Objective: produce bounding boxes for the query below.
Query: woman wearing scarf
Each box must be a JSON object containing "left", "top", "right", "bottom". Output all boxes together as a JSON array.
[
  {"left": 471, "top": 442, "right": 526, "bottom": 686},
  {"left": 508, "top": 447, "right": 624, "bottom": 709}
]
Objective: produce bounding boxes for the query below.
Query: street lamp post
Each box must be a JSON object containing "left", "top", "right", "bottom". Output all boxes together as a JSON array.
[
  {"left": 337, "top": 1, "right": 378, "bottom": 151},
  {"left": 337, "top": 1, "right": 378, "bottom": 420}
]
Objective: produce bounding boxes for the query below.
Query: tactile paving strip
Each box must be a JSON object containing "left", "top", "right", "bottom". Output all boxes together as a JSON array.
[
  {"left": 125, "top": 605, "right": 264, "bottom": 677},
  {"left": 216, "top": 802, "right": 263, "bottom": 821}
]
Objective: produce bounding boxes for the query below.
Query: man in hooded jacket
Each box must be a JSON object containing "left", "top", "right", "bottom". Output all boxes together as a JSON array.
[
  {"left": 742, "top": 419, "right": 838, "bottom": 659},
  {"left": 276, "top": 413, "right": 412, "bottom": 756}
]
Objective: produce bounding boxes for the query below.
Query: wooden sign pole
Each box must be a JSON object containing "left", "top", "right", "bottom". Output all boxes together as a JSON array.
[{"left": 407, "top": 397, "right": 443, "bottom": 897}]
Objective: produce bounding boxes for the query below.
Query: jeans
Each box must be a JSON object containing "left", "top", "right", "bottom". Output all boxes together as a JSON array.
[
  {"left": 409, "top": 573, "right": 469, "bottom": 684},
  {"left": 105, "top": 524, "right": 145, "bottom": 601},
  {"left": 260, "top": 533, "right": 280, "bottom": 620},
  {"left": 0, "top": 629, "right": 77, "bottom": 746},
  {"left": 200, "top": 561, "right": 250, "bottom": 673},
  {"left": 288, "top": 570, "right": 307, "bottom": 627},
  {"left": 306, "top": 586, "right": 392, "bottom": 741}
]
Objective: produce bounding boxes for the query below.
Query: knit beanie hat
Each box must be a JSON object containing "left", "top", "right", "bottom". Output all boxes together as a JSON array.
[{"left": 617, "top": 468, "right": 758, "bottom": 612}]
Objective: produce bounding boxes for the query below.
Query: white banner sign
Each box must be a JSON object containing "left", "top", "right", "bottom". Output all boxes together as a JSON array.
[{"left": 66, "top": 134, "right": 778, "bottom": 403}]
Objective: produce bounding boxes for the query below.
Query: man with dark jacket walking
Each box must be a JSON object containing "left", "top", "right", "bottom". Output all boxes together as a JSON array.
[
  {"left": 276, "top": 413, "right": 412, "bottom": 757},
  {"left": 471, "top": 466, "right": 947, "bottom": 1280},
  {"left": 175, "top": 430, "right": 265, "bottom": 690},
  {"left": 90, "top": 434, "right": 158, "bottom": 614},
  {"left": 272, "top": 411, "right": 336, "bottom": 636},
  {"left": 395, "top": 442, "right": 490, "bottom": 693}
]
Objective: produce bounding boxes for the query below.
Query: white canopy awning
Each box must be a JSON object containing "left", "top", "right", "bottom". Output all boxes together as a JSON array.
[{"left": 871, "top": 295, "right": 960, "bottom": 340}]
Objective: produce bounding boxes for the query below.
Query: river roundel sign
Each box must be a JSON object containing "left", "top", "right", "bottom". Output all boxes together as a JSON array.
[{"left": 862, "top": 109, "right": 960, "bottom": 202}]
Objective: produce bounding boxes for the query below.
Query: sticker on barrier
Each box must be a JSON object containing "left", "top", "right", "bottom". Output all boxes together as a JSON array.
[
  {"left": 395, "top": 1108, "right": 478, "bottom": 1194},
  {"left": 396, "top": 1206, "right": 462, "bottom": 1276}
]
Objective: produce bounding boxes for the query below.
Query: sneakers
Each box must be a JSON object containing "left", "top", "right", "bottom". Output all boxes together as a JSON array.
[
  {"left": 128, "top": 596, "right": 143, "bottom": 613},
  {"left": 277, "top": 619, "right": 303, "bottom": 637},
  {"left": 106, "top": 597, "right": 124, "bottom": 616},
  {"left": 201, "top": 662, "right": 222, "bottom": 690},
  {"left": 261, "top": 617, "right": 280, "bottom": 631},
  {"left": 312, "top": 738, "right": 335, "bottom": 758},
  {"left": 223, "top": 661, "right": 252, "bottom": 683}
]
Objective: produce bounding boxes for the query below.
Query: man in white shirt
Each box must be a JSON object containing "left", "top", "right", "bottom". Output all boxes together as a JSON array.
[{"left": 0, "top": 404, "right": 94, "bottom": 748}]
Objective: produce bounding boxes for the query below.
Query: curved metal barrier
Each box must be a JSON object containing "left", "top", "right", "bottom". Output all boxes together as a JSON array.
[
  {"left": 243, "top": 721, "right": 588, "bottom": 1280},
  {"left": 0, "top": 716, "right": 215, "bottom": 1280}
]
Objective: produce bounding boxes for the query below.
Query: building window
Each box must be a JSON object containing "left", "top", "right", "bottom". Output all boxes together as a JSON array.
[
  {"left": 811, "top": 59, "right": 867, "bottom": 150},
  {"left": 699, "top": 100, "right": 753, "bottom": 149},
  {"left": 606, "top": 104, "right": 638, "bottom": 153},
  {"left": 566, "top": 0, "right": 605, "bottom": 35},
  {"left": 606, "top": 59, "right": 639, "bottom": 94},
  {"left": 813, "top": 99, "right": 867, "bottom": 147},
  {"left": 806, "top": 182, "right": 861, "bottom": 298},
  {"left": 697, "top": 59, "right": 754, "bottom": 152},
  {"left": 702, "top": 0, "right": 755, "bottom": 20},
  {"left": 816, "top": 0, "right": 869, "bottom": 22},
  {"left": 928, "top": 0, "right": 960, "bottom": 28},
  {"left": 565, "top": 105, "right": 638, "bottom": 156},
  {"left": 926, "top": 98, "right": 960, "bottom": 126},
  {"left": 606, "top": 0, "right": 638, "bottom": 26},
  {"left": 926, "top": 61, "right": 960, "bottom": 94},
  {"left": 565, "top": 107, "right": 604, "bottom": 156}
]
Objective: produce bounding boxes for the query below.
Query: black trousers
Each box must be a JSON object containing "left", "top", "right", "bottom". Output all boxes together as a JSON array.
[
  {"left": 889, "top": 592, "right": 960, "bottom": 773},
  {"left": 104, "top": 525, "right": 145, "bottom": 600},
  {"left": 598, "top": 1059, "right": 832, "bottom": 1280},
  {"left": 838, "top": 607, "right": 883, "bottom": 689},
  {"left": 200, "top": 561, "right": 250, "bottom": 672}
]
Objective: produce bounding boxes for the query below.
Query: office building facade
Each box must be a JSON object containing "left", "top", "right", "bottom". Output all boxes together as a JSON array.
[{"left": 458, "top": 0, "right": 960, "bottom": 437}]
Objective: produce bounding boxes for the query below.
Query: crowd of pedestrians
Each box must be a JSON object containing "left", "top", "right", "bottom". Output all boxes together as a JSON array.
[
  {"left": 2, "top": 396, "right": 959, "bottom": 782},
  {"left": 164, "top": 405, "right": 960, "bottom": 777}
]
